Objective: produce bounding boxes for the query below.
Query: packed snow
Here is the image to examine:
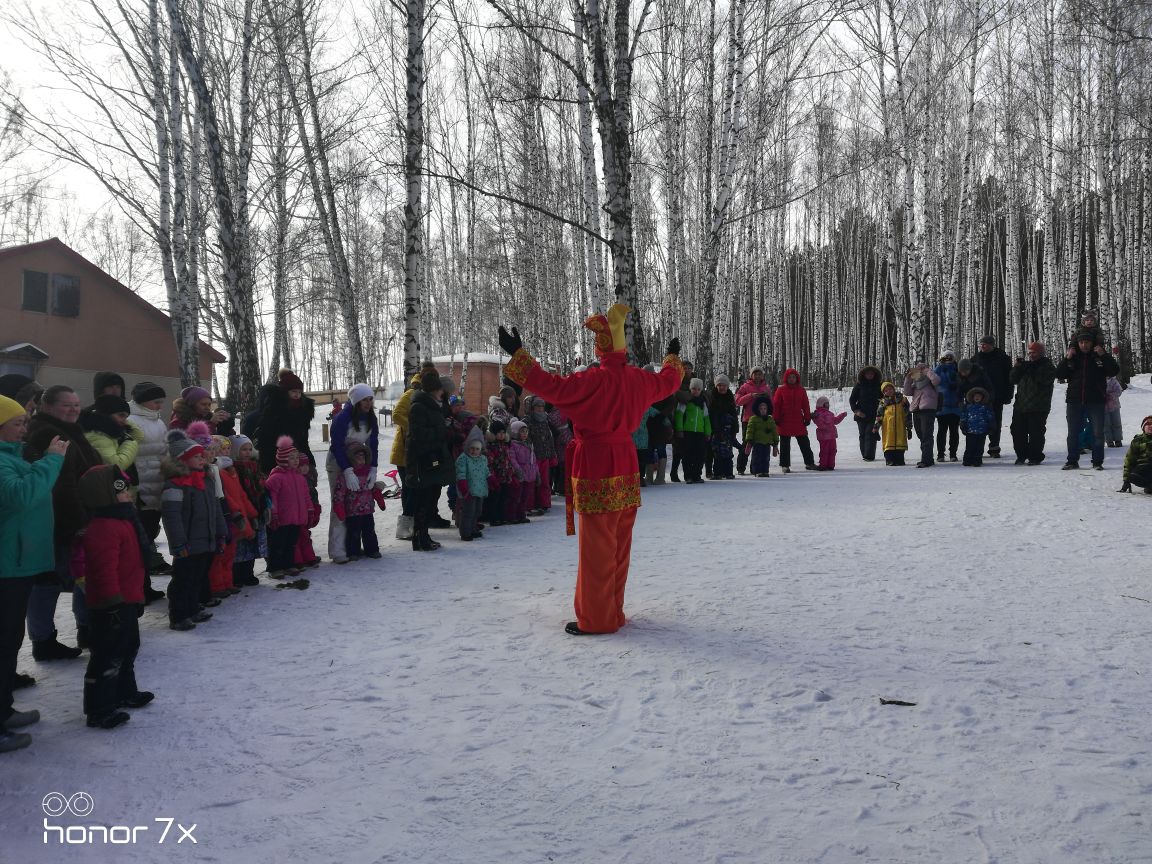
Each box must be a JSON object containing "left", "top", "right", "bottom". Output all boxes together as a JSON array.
[{"left": 5, "top": 381, "right": 1151, "bottom": 864}]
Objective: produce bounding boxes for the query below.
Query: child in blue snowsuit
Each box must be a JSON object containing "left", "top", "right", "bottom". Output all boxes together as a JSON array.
[{"left": 960, "top": 387, "right": 996, "bottom": 467}]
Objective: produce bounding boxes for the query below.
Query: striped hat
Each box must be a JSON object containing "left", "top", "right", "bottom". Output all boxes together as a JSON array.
[{"left": 275, "top": 435, "right": 298, "bottom": 467}]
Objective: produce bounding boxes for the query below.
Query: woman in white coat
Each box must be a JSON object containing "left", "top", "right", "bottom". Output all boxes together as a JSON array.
[{"left": 129, "top": 382, "right": 170, "bottom": 602}]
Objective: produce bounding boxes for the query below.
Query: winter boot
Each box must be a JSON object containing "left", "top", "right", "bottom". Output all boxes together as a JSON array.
[
  {"left": 120, "top": 692, "right": 155, "bottom": 709},
  {"left": 0, "top": 729, "right": 31, "bottom": 752},
  {"left": 395, "top": 515, "right": 415, "bottom": 541},
  {"left": 5, "top": 709, "right": 40, "bottom": 728},
  {"left": 86, "top": 711, "right": 130, "bottom": 730},
  {"left": 31, "top": 635, "right": 82, "bottom": 662},
  {"left": 12, "top": 672, "right": 35, "bottom": 690}
]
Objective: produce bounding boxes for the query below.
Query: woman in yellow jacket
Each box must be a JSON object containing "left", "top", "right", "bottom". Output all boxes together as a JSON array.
[
  {"left": 390, "top": 373, "right": 422, "bottom": 540},
  {"left": 873, "top": 381, "right": 911, "bottom": 466}
]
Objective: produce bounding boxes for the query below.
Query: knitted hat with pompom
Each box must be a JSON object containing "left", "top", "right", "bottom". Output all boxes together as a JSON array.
[
  {"left": 275, "top": 435, "right": 298, "bottom": 468},
  {"left": 166, "top": 429, "right": 203, "bottom": 462},
  {"left": 186, "top": 421, "right": 213, "bottom": 447}
]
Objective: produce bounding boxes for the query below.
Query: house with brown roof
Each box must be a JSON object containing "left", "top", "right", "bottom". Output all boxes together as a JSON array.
[{"left": 0, "top": 238, "right": 225, "bottom": 406}]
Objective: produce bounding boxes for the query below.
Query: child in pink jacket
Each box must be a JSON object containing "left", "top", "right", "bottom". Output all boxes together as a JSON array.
[
  {"left": 812, "top": 396, "right": 847, "bottom": 470},
  {"left": 508, "top": 420, "right": 538, "bottom": 524},
  {"left": 265, "top": 436, "right": 311, "bottom": 578}
]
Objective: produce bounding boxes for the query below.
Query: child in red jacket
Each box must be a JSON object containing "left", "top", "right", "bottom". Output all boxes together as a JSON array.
[
  {"left": 208, "top": 435, "right": 257, "bottom": 597},
  {"left": 293, "top": 454, "right": 323, "bottom": 569},
  {"left": 79, "top": 465, "right": 152, "bottom": 730}
]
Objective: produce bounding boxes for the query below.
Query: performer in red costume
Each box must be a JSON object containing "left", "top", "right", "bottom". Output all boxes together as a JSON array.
[{"left": 499, "top": 305, "right": 683, "bottom": 635}]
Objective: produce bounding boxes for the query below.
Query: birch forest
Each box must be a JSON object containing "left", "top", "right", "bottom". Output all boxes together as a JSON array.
[{"left": 1, "top": 0, "right": 1151, "bottom": 402}]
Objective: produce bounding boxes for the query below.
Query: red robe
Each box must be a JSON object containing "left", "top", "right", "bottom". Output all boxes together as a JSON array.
[
  {"left": 505, "top": 348, "right": 683, "bottom": 632},
  {"left": 505, "top": 349, "right": 684, "bottom": 531}
]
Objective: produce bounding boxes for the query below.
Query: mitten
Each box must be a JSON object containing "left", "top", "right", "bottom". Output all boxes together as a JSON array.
[
  {"left": 457, "top": 479, "right": 470, "bottom": 498},
  {"left": 498, "top": 325, "right": 523, "bottom": 355},
  {"left": 343, "top": 468, "right": 360, "bottom": 492},
  {"left": 367, "top": 467, "right": 377, "bottom": 487},
  {"left": 372, "top": 488, "right": 387, "bottom": 511},
  {"left": 772, "top": 446, "right": 779, "bottom": 456},
  {"left": 744, "top": 443, "right": 752, "bottom": 456},
  {"left": 172, "top": 545, "right": 190, "bottom": 559},
  {"left": 334, "top": 502, "right": 347, "bottom": 521},
  {"left": 309, "top": 503, "right": 322, "bottom": 528},
  {"left": 1119, "top": 481, "right": 1132, "bottom": 493}
]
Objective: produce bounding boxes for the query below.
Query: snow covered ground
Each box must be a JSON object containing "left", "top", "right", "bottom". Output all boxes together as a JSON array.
[{"left": 5, "top": 381, "right": 1152, "bottom": 864}]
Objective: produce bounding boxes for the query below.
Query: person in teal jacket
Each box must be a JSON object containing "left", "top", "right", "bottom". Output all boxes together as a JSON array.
[
  {"left": 0, "top": 395, "right": 68, "bottom": 753},
  {"left": 674, "top": 378, "right": 712, "bottom": 483}
]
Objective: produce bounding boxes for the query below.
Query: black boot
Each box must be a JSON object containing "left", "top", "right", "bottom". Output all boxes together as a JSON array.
[
  {"left": 86, "top": 711, "right": 130, "bottom": 730},
  {"left": 31, "top": 635, "right": 82, "bottom": 661}
]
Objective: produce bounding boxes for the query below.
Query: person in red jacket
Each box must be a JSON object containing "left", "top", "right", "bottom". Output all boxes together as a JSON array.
[
  {"left": 771, "top": 368, "right": 816, "bottom": 472},
  {"left": 78, "top": 465, "right": 153, "bottom": 730},
  {"left": 499, "top": 305, "right": 683, "bottom": 635},
  {"left": 734, "top": 367, "right": 771, "bottom": 475}
]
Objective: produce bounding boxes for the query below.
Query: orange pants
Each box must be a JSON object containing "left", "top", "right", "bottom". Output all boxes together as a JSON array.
[
  {"left": 208, "top": 540, "right": 236, "bottom": 594},
  {"left": 575, "top": 508, "right": 638, "bottom": 633}
]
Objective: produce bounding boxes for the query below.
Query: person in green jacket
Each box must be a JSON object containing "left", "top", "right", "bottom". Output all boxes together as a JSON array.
[
  {"left": 1119, "top": 415, "right": 1152, "bottom": 494},
  {"left": 674, "top": 378, "right": 712, "bottom": 484},
  {"left": 744, "top": 394, "right": 780, "bottom": 477},
  {"left": 79, "top": 395, "right": 143, "bottom": 489},
  {"left": 0, "top": 395, "right": 68, "bottom": 753}
]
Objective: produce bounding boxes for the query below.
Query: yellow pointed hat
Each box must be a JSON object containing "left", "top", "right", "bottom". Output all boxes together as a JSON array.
[{"left": 584, "top": 303, "right": 629, "bottom": 356}]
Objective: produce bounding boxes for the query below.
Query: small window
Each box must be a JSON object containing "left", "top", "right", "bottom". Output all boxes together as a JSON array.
[
  {"left": 51, "top": 274, "right": 80, "bottom": 317},
  {"left": 0, "top": 360, "right": 36, "bottom": 377},
  {"left": 21, "top": 270, "right": 48, "bottom": 312}
]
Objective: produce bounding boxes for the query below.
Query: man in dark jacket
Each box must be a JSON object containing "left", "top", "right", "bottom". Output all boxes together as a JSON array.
[
  {"left": 1008, "top": 342, "right": 1057, "bottom": 465},
  {"left": 849, "top": 365, "right": 883, "bottom": 461},
  {"left": 405, "top": 371, "right": 454, "bottom": 551},
  {"left": 1055, "top": 330, "right": 1121, "bottom": 470},
  {"left": 969, "top": 336, "right": 1013, "bottom": 458}
]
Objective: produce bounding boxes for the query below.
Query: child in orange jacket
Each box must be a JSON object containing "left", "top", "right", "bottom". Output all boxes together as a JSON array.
[{"left": 207, "top": 436, "right": 257, "bottom": 597}]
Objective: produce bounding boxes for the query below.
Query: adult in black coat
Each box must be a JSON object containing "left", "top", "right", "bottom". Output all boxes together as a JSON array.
[
  {"left": 969, "top": 336, "right": 1013, "bottom": 458},
  {"left": 955, "top": 359, "right": 992, "bottom": 404},
  {"left": 849, "top": 365, "right": 883, "bottom": 461},
  {"left": 405, "top": 370, "right": 454, "bottom": 551},
  {"left": 254, "top": 370, "right": 316, "bottom": 475},
  {"left": 23, "top": 385, "right": 103, "bottom": 660},
  {"left": 1055, "top": 330, "right": 1121, "bottom": 469},
  {"left": 669, "top": 359, "right": 695, "bottom": 481},
  {"left": 1008, "top": 342, "right": 1057, "bottom": 465},
  {"left": 707, "top": 375, "right": 739, "bottom": 478}
]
